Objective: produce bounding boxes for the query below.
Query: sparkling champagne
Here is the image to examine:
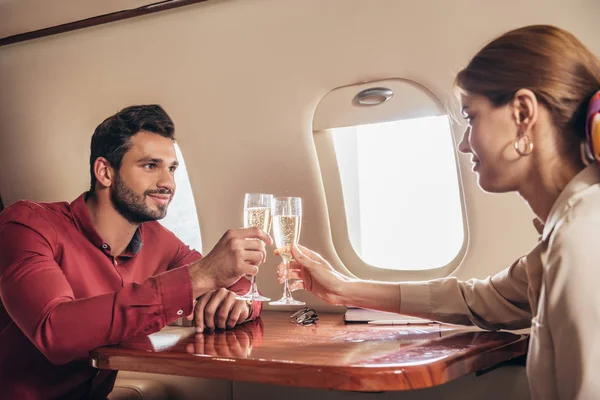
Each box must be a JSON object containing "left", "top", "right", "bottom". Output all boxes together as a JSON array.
[
  {"left": 273, "top": 215, "right": 301, "bottom": 261},
  {"left": 244, "top": 207, "right": 272, "bottom": 232},
  {"left": 237, "top": 193, "right": 274, "bottom": 303}
]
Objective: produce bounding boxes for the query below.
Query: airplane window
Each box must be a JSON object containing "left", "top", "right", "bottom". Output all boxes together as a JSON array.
[
  {"left": 158, "top": 143, "right": 202, "bottom": 252},
  {"left": 331, "top": 115, "right": 464, "bottom": 270}
]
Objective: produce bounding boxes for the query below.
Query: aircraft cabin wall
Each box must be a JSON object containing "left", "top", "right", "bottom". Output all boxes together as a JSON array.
[
  {"left": 2, "top": 0, "right": 598, "bottom": 307},
  {"left": 0, "top": 2, "right": 598, "bottom": 398}
]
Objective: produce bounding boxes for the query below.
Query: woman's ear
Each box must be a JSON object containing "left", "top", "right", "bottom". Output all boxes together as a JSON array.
[{"left": 512, "top": 88, "right": 539, "bottom": 129}]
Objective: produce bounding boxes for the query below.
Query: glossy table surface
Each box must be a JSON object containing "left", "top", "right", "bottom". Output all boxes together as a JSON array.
[{"left": 90, "top": 311, "right": 528, "bottom": 391}]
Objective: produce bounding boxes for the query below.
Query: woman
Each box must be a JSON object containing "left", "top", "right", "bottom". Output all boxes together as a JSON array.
[{"left": 279, "top": 25, "right": 600, "bottom": 399}]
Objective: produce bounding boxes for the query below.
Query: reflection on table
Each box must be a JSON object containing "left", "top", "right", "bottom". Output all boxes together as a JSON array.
[{"left": 91, "top": 311, "right": 528, "bottom": 391}]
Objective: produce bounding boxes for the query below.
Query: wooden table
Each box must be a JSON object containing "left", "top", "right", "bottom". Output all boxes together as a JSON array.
[{"left": 90, "top": 311, "right": 528, "bottom": 392}]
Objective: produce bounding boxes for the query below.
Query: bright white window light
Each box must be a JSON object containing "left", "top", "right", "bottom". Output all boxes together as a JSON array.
[
  {"left": 332, "top": 116, "right": 464, "bottom": 270},
  {"left": 159, "top": 143, "right": 202, "bottom": 252}
]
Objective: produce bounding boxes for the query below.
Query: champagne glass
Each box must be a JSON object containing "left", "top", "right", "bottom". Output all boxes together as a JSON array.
[
  {"left": 269, "top": 196, "right": 305, "bottom": 306},
  {"left": 236, "top": 193, "right": 273, "bottom": 302}
]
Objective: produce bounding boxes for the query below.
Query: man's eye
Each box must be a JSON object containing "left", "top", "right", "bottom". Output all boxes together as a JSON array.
[
  {"left": 144, "top": 164, "right": 157, "bottom": 170},
  {"left": 169, "top": 166, "right": 177, "bottom": 173}
]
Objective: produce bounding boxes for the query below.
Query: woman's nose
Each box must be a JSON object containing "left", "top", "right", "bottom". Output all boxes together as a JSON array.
[{"left": 458, "top": 128, "right": 471, "bottom": 154}]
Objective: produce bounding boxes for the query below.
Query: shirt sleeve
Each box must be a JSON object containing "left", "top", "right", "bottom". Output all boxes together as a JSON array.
[
  {"left": 398, "top": 244, "right": 537, "bottom": 330},
  {"left": 167, "top": 233, "right": 263, "bottom": 319},
  {"left": 545, "top": 218, "right": 600, "bottom": 399},
  {"left": 0, "top": 209, "right": 194, "bottom": 365}
]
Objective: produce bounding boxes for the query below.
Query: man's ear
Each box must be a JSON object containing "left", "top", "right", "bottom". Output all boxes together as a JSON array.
[
  {"left": 93, "top": 157, "right": 114, "bottom": 188},
  {"left": 511, "top": 88, "right": 539, "bottom": 130}
]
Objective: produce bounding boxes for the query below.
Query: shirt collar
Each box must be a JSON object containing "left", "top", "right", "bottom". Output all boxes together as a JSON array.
[
  {"left": 542, "top": 164, "right": 600, "bottom": 240},
  {"left": 123, "top": 229, "right": 143, "bottom": 257},
  {"left": 70, "top": 192, "right": 144, "bottom": 256}
]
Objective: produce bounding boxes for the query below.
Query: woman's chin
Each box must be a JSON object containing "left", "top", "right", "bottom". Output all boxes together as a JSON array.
[{"left": 476, "top": 174, "right": 511, "bottom": 193}]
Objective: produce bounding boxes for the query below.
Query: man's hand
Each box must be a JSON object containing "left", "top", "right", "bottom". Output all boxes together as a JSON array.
[
  {"left": 187, "top": 288, "right": 252, "bottom": 333},
  {"left": 188, "top": 227, "right": 272, "bottom": 298}
]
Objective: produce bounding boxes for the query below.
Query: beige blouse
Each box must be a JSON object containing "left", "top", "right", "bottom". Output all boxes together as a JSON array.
[{"left": 399, "top": 164, "right": 600, "bottom": 400}]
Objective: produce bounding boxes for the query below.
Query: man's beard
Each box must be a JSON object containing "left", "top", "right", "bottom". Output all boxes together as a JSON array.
[{"left": 110, "top": 173, "right": 172, "bottom": 224}]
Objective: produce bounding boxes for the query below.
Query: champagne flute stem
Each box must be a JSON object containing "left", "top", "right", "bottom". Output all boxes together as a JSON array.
[
  {"left": 250, "top": 274, "right": 258, "bottom": 294},
  {"left": 281, "top": 259, "right": 293, "bottom": 300}
]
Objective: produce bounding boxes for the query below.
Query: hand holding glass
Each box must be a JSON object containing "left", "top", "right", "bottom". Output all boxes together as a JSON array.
[
  {"left": 236, "top": 193, "right": 273, "bottom": 302},
  {"left": 270, "top": 196, "right": 305, "bottom": 306}
]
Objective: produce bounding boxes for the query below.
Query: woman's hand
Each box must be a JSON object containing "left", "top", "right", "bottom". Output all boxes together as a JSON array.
[{"left": 276, "top": 245, "right": 354, "bottom": 305}]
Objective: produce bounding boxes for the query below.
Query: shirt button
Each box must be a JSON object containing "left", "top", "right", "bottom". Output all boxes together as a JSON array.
[
  {"left": 177, "top": 310, "right": 184, "bottom": 316},
  {"left": 101, "top": 243, "right": 108, "bottom": 249}
]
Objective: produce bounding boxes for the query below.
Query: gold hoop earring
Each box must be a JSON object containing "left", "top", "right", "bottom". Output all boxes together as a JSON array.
[
  {"left": 581, "top": 141, "right": 595, "bottom": 165},
  {"left": 514, "top": 134, "right": 533, "bottom": 156}
]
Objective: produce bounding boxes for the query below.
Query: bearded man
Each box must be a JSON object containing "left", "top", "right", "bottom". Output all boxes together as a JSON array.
[{"left": 0, "top": 105, "right": 271, "bottom": 399}]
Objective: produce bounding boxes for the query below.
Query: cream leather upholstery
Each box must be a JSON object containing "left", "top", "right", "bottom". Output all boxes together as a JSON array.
[
  {"left": 108, "top": 378, "right": 167, "bottom": 400},
  {"left": 111, "top": 371, "right": 232, "bottom": 400}
]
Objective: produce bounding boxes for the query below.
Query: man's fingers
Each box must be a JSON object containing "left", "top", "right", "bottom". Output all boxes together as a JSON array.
[
  {"left": 243, "top": 238, "right": 267, "bottom": 252},
  {"left": 242, "top": 264, "right": 259, "bottom": 276},
  {"left": 215, "top": 293, "right": 237, "bottom": 330},
  {"left": 204, "top": 289, "right": 229, "bottom": 330},
  {"left": 187, "top": 298, "right": 198, "bottom": 321},
  {"left": 195, "top": 292, "right": 214, "bottom": 333},
  {"left": 227, "top": 227, "right": 273, "bottom": 246},
  {"left": 228, "top": 302, "right": 246, "bottom": 328},
  {"left": 242, "top": 239, "right": 267, "bottom": 264},
  {"left": 243, "top": 250, "right": 265, "bottom": 267}
]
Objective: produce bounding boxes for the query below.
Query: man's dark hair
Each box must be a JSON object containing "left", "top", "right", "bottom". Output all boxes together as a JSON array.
[{"left": 89, "top": 105, "right": 175, "bottom": 192}]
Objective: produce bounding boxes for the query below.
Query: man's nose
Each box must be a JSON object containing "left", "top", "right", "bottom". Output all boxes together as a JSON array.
[{"left": 157, "top": 168, "right": 175, "bottom": 192}]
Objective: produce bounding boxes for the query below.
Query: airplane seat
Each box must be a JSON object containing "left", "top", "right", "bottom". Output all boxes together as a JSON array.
[
  {"left": 111, "top": 371, "right": 233, "bottom": 400},
  {"left": 109, "top": 377, "right": 167, "bottom": 400}
]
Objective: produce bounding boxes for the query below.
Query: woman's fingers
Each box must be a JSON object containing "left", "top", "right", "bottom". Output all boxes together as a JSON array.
[
  {"left": 288, "top": 279, "right": 305, "bottom": 292},
  {"left": 277, "top": 270, "right": 302, "bottom": 283},
  {"left": 290, "top": 245, "right": 321, "bottom": 269},
  {"left": 296, "top": 244, "right": 329, "bottom": 265},
  {"left": 277, "top": 263, "right": 303, "bottom": 283}
]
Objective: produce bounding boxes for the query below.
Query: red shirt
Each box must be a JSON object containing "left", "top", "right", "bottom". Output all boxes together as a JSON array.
[{"left": 0, "top": 193, "right": 261, "bottom": 399}]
